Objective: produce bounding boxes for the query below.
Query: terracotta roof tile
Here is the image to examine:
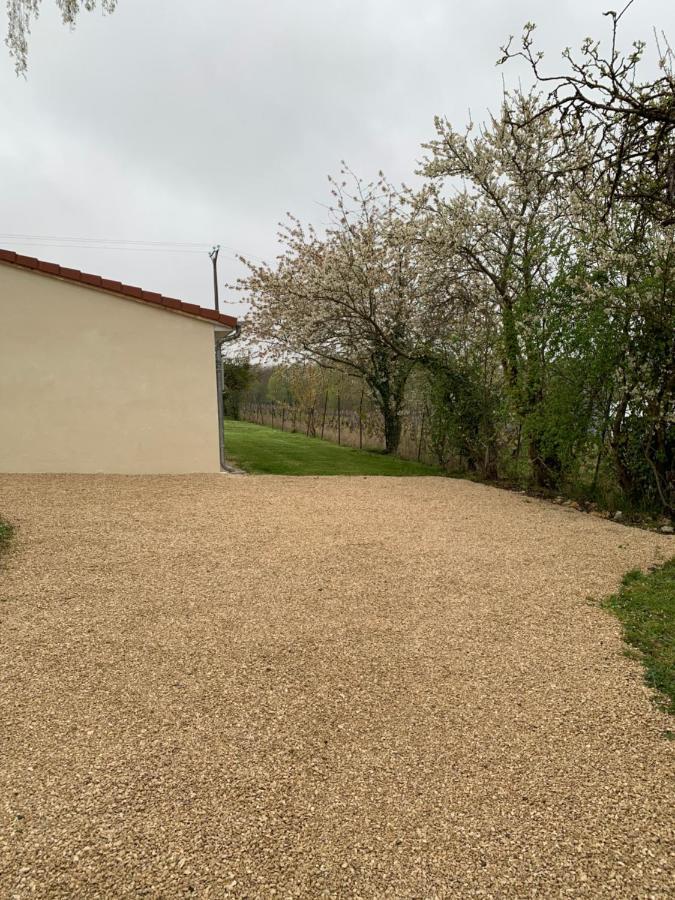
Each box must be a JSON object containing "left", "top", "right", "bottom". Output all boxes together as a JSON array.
[
  {"left": 0, "top": 248, "right": 238, "bottom": 330},
  {"left": 121, "top": 284, "right": 144, "bottom": 299},
  {"left": 37, "top": 261, "right": 60, "bottom": 276},
  {"left": 60, "top": 266, "right": 83, "bottom": 280},
  {"left": 100, "top": 278, "right": 123, "bottom": 292},
  {"left": 15, "top": 253, "right": 37, "bottom": 267},
  {"left": 161, "top": 297, "right": 183, "bottom": 310},
  {"left": 141, "top": 290, "right": 163, "bottom": 305}
]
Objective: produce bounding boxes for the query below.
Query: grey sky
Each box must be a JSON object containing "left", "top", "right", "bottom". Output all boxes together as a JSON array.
[{"left": 1, "top": 0, "right": 673, "bottom": 319}]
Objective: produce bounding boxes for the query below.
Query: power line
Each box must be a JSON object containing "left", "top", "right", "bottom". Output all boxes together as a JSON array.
[
  {"left": 0, "top": 232, "right": 211, "bottom": 248},
  {"left": 0, "top": 232, "right": 267, "bottom": 263},
  {"left": 0, "top": 241, "right": 207, "bottom": 254}
]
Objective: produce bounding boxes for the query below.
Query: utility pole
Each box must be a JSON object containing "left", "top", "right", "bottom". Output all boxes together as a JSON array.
[{"left": 209, "top": 245, "right": 220, "bottom": 312}]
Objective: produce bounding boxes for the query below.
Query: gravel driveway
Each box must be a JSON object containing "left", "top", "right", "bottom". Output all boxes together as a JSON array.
[{"left": 0, "top": 474, "right": 673, "bottom": 898}]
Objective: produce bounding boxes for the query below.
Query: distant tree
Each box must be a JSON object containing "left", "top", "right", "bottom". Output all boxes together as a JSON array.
[
  {"left": 221, "top": 357, "right": 254, "bottom": 420},
  {"left": 271, "top": 363, "right": 331, "bottom": 436},
  {"left": 6, "top": 0, "right": 117, "bottom": 74}
]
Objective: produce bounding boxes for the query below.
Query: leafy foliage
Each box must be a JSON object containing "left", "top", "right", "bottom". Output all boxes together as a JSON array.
[{"left": 221, "top": 357, "right": 254, "bottom": 420}]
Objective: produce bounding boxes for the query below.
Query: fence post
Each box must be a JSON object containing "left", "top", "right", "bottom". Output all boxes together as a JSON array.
[
  {"left": 337, "top": 394, "right": 341, "bottom": 445},
  {"left": 321, "top": 390, "right": 328, "bottom": 440},
  {"left": 358, "top": 387, "right": 364, "bottom": 450},
  {"left": 281, "top": 405, "right": 286, "bottom": 432}
]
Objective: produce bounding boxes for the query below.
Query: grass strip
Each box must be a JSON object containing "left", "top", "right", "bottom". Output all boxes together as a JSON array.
[
  {"left": 224, "top": 419, "right": 442, "bottom": 476},
  {"left": 604, "top": 558, "right": 675, "bottom": 716}
]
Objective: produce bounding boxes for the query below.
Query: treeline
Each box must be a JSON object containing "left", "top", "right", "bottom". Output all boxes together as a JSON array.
[{"left": 232, "top": 13, "right": 674, "bottom": 516}]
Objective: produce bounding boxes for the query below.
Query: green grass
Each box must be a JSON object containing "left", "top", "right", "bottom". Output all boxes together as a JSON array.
[
  {"left": 224, "top": 419, "right": 443, "bottom": 476},
  {"left": 604, "top": 559, "right": 675, "bottom": 715}
]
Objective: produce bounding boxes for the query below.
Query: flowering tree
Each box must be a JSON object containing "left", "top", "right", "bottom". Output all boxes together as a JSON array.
[
  {"left": 238, "top": 169, "right": 458, "bottom": 453},
  {"left": 498, "top": 5, "right": 675, "bottom": 226},
  {"left": 422, "top": 92, "right": 579, "bottom": 487},
  {"left": 6, "top": 0, "right": 117, "bottom": 74}
]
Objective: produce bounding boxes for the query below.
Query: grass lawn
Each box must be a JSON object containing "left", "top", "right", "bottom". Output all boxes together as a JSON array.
[
  {"left": 605, "top": 559, "right": 675, "bottom": 716},
  {"left": 224, "top": 419, "right": 442, "bottom": 476}
]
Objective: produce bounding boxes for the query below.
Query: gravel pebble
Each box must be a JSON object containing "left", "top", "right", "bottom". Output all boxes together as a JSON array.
[{"left": 0, "top": 474, "right": 673, "bottom": 898}]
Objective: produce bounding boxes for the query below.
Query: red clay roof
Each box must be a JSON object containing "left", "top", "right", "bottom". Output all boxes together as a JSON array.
[{"left": 0, "top": 248, "right": 238, "bottom": 330}]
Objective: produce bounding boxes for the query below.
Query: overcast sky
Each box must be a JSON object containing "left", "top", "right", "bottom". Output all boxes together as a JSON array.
[{"left": 1, "top": 0, "right": 673, "bottom": 318}]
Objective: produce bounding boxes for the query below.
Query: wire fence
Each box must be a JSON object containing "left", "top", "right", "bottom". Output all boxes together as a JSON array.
[{"left": 239, "top": 398, "right": 440, "bottom": 467}]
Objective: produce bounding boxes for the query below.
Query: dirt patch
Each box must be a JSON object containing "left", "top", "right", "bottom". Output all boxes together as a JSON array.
[{"left": 0, "top": 474, "right": 673, "bottom": 897}]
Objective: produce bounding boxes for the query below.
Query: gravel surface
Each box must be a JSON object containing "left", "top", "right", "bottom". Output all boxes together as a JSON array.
[{"left": 0, "top": 474, "right": 673, "bottom": 899}]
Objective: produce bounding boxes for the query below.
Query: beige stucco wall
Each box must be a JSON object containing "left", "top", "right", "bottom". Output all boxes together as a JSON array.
[{"left": 0, "top": 263, "right": 223, "bottom": 473}]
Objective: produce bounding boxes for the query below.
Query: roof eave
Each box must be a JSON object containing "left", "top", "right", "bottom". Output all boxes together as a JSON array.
[{"left": 0, "top": 250, "right": 238, "bottom": 331}]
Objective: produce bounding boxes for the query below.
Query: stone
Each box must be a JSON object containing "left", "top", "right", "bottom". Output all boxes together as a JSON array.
[
  {"left": 613, "top": 511, "right": 623, "bottom": 521},
  {"left": 660, "top": 525, "right": 674, "bottom": 534}
]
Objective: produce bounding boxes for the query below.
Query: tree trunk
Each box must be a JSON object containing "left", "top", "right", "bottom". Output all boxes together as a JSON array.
[
  {"left": 417, "top": 409, "right": 425, "bottom": 462},
  {"left": 609, "top": 392, "right": 635, "bottom": 496},
  {"left": 483, "top": 444, "right": 498, "bottom": 480},
  {"left": 528, "top": 437, "right": 562, "bottom": 490},
  {"left": 382, "top": 407, "right": 402, "bottom": 455}
]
